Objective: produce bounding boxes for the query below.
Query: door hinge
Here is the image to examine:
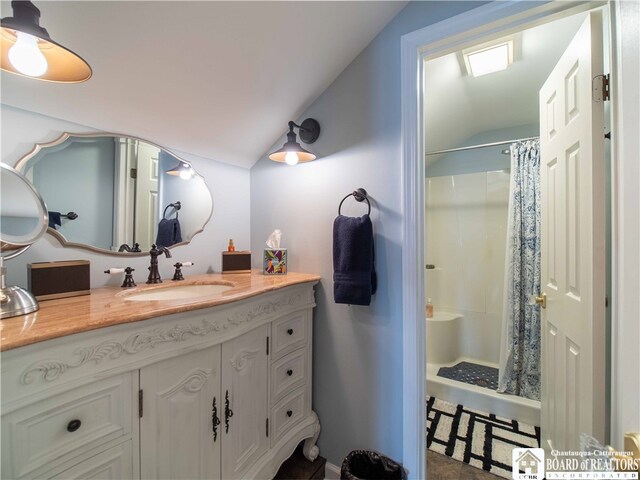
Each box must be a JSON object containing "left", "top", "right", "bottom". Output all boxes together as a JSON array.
[
  {"left": 138, "top": 389, "right": 143, "bottom": 418},
  {"left": 266, "top": 336, "right": 270, "bottom": 356},
  {"left": 130, "top": 168, "right": 138, "bottom": 179},
  {"left": 266, "top": 418, "right": 269, "bottom": 437},
  {"left": 593, "top": 74, "right": 610, "bottom": 102},
  {"left": 606, "top": 296, "right": 609, "bottom": 308}
]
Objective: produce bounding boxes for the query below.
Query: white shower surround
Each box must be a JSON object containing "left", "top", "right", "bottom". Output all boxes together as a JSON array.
[
  {"left": 425, "top": 169, "right": 541, "bottom": 425},
  {"left": 425, "top": 170, "right": 510, "bottom": 365}
]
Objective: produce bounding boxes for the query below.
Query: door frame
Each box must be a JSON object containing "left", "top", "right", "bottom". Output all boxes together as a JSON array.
[{"left": 399, "top": 1, "right": 634, "bottom": 477}]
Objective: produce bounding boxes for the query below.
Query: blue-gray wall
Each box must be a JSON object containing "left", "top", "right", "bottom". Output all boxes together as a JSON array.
[{"left": 250, "top": 1, "right": 488, "bottom": 466}]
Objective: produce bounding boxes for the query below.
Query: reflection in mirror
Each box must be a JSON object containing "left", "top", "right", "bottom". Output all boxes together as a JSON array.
[
  {"left": 0, "top": 163, "right": 49, "bottom": 318},
  {"left": 0, "top": 163, "right": 48, "bottom": 252},
  {"left": 16, "top": 134, "right": 213, "bottom": 255}
]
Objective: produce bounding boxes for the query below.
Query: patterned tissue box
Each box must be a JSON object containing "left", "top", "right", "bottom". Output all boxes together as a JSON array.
[{"left": 263, "top": 249, "right": 287, "bottom": 275}]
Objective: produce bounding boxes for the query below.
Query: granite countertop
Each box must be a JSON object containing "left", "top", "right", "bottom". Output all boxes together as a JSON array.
[{"left": 0, "top": 271, "right": 320, "bottom": 352}]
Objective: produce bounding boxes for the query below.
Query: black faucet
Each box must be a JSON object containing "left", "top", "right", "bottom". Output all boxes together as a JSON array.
[
  {"left": 147, "top": 244, "right": 172, "bottom": 283},
  {"left": 118, "top": 243, "right": 141, "bottom": 253}
]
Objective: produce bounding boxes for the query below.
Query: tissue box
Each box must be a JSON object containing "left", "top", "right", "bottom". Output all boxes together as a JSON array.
[{"left": 263, "top": 249, "right": 287, "bottom": 275}]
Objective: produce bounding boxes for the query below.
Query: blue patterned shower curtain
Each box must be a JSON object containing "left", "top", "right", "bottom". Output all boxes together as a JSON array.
[{"left": 497, "top": 140, "right": 541, "bottom": 401}]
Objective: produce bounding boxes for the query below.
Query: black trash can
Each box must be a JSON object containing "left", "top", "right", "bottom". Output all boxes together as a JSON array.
[{"left": 340, "top": 450, "right": 407, "bottom": 480}]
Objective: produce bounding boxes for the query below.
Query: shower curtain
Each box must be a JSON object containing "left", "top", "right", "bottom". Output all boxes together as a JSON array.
[{"left": 497, "top": 140, "right": 541, "bottom": 401}]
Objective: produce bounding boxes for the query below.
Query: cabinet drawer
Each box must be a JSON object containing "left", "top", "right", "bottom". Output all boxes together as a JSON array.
[
  {"left": 271, "top": 387, "right": 309, "bottom": 446},
  {"left": 271, "top": 348, "right": 308, "bottom": 404},
  {"left": 1, "top": 374, "right": 133, "bottom": 479},
  {"left": 272, "top": 313, "right": 308, "bottom": 359},
  {"left": 49, "top": 440, "right": 133, "bottom": 480}
]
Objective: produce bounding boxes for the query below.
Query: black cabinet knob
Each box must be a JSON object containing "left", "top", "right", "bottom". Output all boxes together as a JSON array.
[
  {"left": 286, "top": 369, "right": 293, "bottom": 376},
  {"left": 286, "top": 410, "right": 293, "bottom": 417},
  {"left": 67, "top": 419, "right": 82, "bottom": 432},
  {"left": 287, "top": 329, "right": 293, "bottom": 335}
]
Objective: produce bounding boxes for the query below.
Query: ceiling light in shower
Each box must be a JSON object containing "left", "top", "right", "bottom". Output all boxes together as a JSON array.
[{"left": 463, "top": 40, "right": 513, "bottom": 77}]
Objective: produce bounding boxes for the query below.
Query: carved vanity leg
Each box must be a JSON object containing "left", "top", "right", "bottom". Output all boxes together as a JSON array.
[{"left": 303, "top": 411, "right": 321, "bottom": 461}]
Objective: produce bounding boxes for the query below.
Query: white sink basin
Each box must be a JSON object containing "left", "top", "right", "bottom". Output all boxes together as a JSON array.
[{"left": 124, "top": 284, "right": 233, "bottom": 302}]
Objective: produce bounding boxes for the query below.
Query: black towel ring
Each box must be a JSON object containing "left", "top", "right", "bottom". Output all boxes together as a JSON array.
[
  {"left": 163, "top": 201, "right": 181, "bottom": 219},
  {"left": 338, "top": 188, "right": 371, "bottom": 216}
]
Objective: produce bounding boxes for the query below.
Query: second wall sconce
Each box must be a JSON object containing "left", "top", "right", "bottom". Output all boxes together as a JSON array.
[
  {"left": 268, "top": 118, "right": 320, "bottom": 166},
  {"left": 166, "top": 161, "right": 194, "bottom": 180}
]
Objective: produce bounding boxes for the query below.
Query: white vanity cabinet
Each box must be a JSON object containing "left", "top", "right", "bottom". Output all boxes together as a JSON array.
[
  {"left": 1, "top": 283, "right": 320, "bottom": 480},
  {"left": 140, "top": 346, "right": 221, "bottom": 479}
]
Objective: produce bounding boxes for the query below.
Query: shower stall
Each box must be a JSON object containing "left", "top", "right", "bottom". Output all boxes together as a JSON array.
[{"left": 424, "top": 137, "right": 541, "bottom": 426}]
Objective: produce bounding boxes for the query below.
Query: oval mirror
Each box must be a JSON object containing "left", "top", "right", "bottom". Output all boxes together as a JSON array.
[
  {"left": 0, "top": 163, "right": 48, "bottom": 256},
  {"left": 15, "top": 133, "right": 213, "bottom": 255},
  {"left": 1, "top": 163, "right": 49, "bottom": 318}
]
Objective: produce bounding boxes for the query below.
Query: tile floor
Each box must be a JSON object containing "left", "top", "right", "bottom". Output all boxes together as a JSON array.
[{"left": 427, "top": 451, "right": 503, "bottom": 480}]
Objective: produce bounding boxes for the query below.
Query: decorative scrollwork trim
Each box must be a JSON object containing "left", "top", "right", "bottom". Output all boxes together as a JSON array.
[
  {"left": 21, "top": 292, "right": 308, "bottom": 384},
  {"left": 230, "top": 349, "right": 259, "bottom": 372}
]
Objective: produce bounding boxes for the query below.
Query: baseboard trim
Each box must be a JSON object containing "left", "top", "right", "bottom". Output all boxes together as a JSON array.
[{"left": 324, "top": 461, "right": 341, "bottom": 479}]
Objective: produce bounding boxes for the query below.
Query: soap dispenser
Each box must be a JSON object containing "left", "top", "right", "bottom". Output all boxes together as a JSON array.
[{"left": 426, "top": 298, "right": 434, "bottom": 319}]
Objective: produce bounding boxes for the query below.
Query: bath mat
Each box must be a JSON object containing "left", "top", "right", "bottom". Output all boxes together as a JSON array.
[
  {"left": 437, "top": 361, "right": 499, "bottom": 390},
  {"left": 426, "top": 396, "right": 540, "bottom": 479}
]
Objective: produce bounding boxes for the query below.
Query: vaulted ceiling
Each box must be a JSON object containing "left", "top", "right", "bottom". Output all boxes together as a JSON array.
[
  {"left": 1, "top": 1, "right": 407, "bottom": 168},
  {"left": 424, "top": 11, "right": 587, "bottom": 163}
]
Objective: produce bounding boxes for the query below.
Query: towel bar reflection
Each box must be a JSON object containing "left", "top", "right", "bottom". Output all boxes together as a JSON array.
[
  {"left": 338, "top": 188, "right": 371, "bottom": 216},
  {"left": 163, "top": 201, "right": 181, "bottom": 219}
]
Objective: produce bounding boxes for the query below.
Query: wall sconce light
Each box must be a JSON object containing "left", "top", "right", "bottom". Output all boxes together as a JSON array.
[
  {"left": 268, "top": 118, "right": 320, "bottom": 166},
  {"left": 166, "top": 161, "right": 194, "bottom": 180},
  {"left": 1, "top": 1, "right": 92, "bottom": 82}
]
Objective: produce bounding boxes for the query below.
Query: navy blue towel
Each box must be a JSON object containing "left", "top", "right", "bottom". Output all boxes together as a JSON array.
[
  {"left": 48, "top": 211, "right": 61, "bottom": 229},
  {"left": 156, "top": 218, "right": 182, "bottom": 247},
  {"left": 333, "top": 214, "right": 377, "bottom": 306}
]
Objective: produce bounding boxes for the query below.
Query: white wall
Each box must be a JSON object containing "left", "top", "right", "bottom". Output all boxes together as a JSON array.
[
  {"left": 1, "top": 105, "right": 251, "bottom": 288},
  {"left": 425, "top": 170, "right": 510, "bottom": 364},
  {"left": 250, "top": 1, "right": 488, "bottom": 467}
]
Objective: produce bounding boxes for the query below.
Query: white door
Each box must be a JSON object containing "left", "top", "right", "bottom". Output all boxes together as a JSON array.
[
  {"left": 221, "top": 325, "right": 269, "bottom": 480},
  {"left": 539, "top": 10, "right": 606, "bottom": 453},
  {"left": 134, "top": 142, "right": 159, "bottom": 250},
  {"left": 140, "top": 346, "right": 221, "bottom": 480}
]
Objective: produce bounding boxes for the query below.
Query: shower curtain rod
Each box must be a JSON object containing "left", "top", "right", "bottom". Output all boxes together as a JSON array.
[{"left": 425, "top": 135, "right": 540, "bottom": 156}]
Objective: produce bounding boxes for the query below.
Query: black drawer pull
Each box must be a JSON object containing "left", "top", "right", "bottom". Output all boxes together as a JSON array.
[
  {"left": 286, "top": 369, "right": 293, "bottom": 376},
  {"left": 67, "top": 419, "right": 82, "bottom": 432},
  {"left": 287, "top": 328, "right": 293, "bottom": 335},
  {"left": 286, "top": 410, "right": 293, "bottom": 417}
]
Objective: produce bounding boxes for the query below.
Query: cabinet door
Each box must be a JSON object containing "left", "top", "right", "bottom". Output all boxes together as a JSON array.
[
  {"left": 140, "top": 346, "right": 221, "bottom": 480},
  {"left": 221, "top": 325, "right": 269, "bottom": 480}
]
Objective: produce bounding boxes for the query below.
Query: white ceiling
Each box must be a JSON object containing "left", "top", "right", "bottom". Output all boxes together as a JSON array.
[
  {"left": 0, "top": 1, "right": 407, "bottom": 168},
  {"left": 424, "top": 11, "right": 587, "bottom": 162}
]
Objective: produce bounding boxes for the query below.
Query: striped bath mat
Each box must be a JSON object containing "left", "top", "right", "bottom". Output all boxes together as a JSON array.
[{"left": 426, "top": 396, "right": 540, "bottom": 479}]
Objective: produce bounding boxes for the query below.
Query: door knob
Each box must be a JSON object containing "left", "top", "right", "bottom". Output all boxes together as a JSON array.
[{"left": 534, "top": 293, "right": 547, "bottom": 309}]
